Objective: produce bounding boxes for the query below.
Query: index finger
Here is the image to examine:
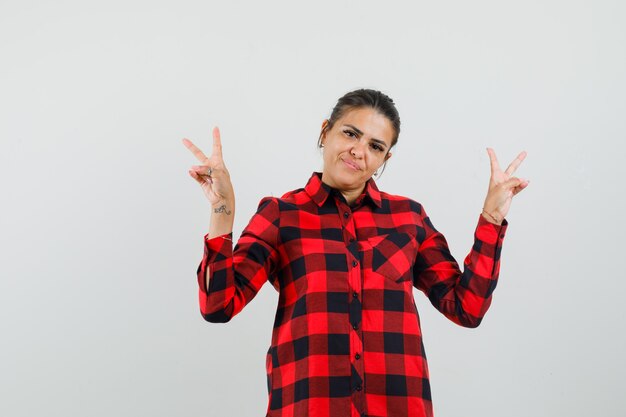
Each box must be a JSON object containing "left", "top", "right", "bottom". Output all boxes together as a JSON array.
[
  {"left": 487, "top": 147, "right": 501, "bottom": 174},
  {"left": 504, "top": 150, "right": 528, "bottom": 177},
  {"left": 212, "top": 126, "right": 223, "bottom": 159},
  {"left": 182, "top": 138, "right": 209, "bottom": 163}
]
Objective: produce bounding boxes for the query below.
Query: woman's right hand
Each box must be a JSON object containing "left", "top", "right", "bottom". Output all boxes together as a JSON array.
[{"left": 182, "top": 126, "right": 235, "bottom": 207}]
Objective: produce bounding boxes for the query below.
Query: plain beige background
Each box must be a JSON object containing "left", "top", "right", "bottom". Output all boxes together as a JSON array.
[{"left": 1, "top": 0, "right": 624, "bottom": 416}]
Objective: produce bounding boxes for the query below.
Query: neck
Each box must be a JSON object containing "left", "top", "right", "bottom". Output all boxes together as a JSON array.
[
  {"left": 341, "top": 188, "right": 364, "bottom": 206},
  {"left": 320, "top": 172, "right": 366, "bottom": 206}
]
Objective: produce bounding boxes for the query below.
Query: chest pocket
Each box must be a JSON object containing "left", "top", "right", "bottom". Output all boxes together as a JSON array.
[{"left": 361, "top": 232, "right": 417, "bottom": 284}]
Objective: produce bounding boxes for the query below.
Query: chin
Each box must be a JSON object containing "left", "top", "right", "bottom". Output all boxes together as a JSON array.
[{"left": 338, "top": 172, "right": 367, "bottom": 186}]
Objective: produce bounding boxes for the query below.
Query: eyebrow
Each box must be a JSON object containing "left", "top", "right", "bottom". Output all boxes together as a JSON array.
[{"left": 343, "top": 124, "right": 389, "bottom": 149}]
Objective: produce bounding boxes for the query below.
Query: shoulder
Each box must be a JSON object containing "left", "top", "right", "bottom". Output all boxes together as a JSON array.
[
  {"left": 378, "top": 190, "right": 427, "bottom": 216},
  {"left": 258, "top": 186, "right": 310, "bottom": 212},
  {"left": 252, "top": 196, "right": 281, "bottom": 221},
  {"left": 253, "top": 185, "right": 304, "bottom": 213}
]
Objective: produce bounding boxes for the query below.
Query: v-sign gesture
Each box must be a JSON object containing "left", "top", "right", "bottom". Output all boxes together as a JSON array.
[
  {"left": 182, "top": 126, "right": 235, "bottom": 207},
  {"left": 481, "top": 148, "right": 529, "bottom": 225}
]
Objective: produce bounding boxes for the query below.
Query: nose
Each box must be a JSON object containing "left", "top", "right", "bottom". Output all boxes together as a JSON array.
[{"left": 350, "top": 138, "right": 367, "bottom": 158}]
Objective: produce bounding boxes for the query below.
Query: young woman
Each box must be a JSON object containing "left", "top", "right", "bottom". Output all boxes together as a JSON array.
[{"left": 183, "top": 89, "right": 529, "bottom": 417}]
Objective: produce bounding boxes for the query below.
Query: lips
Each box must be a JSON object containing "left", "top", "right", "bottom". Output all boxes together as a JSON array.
[{"left": 342, "top": 158, "right": 360, "bottom": 171}]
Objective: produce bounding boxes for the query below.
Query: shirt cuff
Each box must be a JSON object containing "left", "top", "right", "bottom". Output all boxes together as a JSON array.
[
  {"left": 203, "top": 231, "right": 234, "bottom": 264},
  {"left": 476, "top": 213, "right": 508, "bottom": 245}
]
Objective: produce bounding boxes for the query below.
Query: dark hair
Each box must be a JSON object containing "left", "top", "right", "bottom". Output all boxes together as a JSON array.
[{"left": 317, "top": 88, "right": 400, "bottom": 177}]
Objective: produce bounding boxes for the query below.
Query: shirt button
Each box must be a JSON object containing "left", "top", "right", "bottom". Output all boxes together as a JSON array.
[
  {"left": 355, "top": 385, "right": 362, "bottom": 391},
  {"left": 344, "top": 212, "right": 349, "bottom": 218},
  {"left": 352, "top": 260, "right": 358, "bottom": 267},
  {"left": 355, "top": 353, "right": 361, "bottom": 360},
  {"left": 353, "top": 292, "right": 358, "bottom": 298},
  {"left": 352, "top": 323, "right": 358, "bottom": 330}
]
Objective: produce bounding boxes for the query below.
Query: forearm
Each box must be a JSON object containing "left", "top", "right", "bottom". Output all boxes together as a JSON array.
[
  {"left": 415, "top": 212, "right": 508, "bottom": 328},
  {"left": 206, "top": 199, "right": 235, "bottom": 292},
  {"left": 208, "top": 199, "right": 235, "bottom": 238},
  {"left": 198, "top": 196, "right": 279, "bottom": 322}
]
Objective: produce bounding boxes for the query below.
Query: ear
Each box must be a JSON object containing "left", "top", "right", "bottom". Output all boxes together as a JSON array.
[
  {"left": 385, "top": 151, "right": 392, "bottom": 161},
  {"left": 321, "top": 119, "right": 329, "bottom": 132},
  {"left": 320, "top": 119, "right": 329, "bottom": 145}
]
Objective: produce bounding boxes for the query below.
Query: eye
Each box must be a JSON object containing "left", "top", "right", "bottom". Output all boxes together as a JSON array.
[
  {"left": 343, "top": 129, "right": 357, "bottom": 138},
  {"left": 370, "top": 143, "right": 385, "bottom": 152}
]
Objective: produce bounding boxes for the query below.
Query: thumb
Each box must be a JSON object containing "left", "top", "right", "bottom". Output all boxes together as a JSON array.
[{"left": 503, "top": 176, "right": 525, "bottom": 190}]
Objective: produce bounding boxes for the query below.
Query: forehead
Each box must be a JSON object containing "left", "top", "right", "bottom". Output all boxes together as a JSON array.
[{"left": 337, "top": 107, "right": 394, "bottom": 147}]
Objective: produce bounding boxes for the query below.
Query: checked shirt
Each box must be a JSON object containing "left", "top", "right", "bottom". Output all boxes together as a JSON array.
[{"left": 197, "top": 171, "right": 508, "bottom": 417}]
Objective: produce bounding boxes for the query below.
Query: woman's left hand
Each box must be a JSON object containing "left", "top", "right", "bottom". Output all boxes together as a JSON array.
[{"left": 481, "top": 148, "right": 529, "bottom": 225}]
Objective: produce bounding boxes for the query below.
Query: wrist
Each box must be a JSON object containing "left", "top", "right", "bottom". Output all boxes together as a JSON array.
[
  {"left": 211, "top": 199, "right": 235, "bottom": 211},
  {"left": 481, "top": 207, "right": 503, "bottom": 225}
]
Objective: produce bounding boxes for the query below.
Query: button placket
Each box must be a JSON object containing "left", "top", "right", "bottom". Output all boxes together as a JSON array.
[{"left": 340, "top": 202, "right": 365, "bottom": 413}]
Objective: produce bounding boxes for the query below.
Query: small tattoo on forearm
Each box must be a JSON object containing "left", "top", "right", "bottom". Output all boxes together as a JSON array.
[{"left": 213, "top": 205, "right": 232, "bottom": 215}]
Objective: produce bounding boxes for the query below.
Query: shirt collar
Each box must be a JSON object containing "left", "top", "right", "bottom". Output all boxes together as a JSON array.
[{"left": 304, "top": 171, "right": 382, "bottom": 209}]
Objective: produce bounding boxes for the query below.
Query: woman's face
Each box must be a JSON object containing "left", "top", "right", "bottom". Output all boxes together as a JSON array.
[{"left": 320, "top": 106, "right": 394, "bottom": 192}]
